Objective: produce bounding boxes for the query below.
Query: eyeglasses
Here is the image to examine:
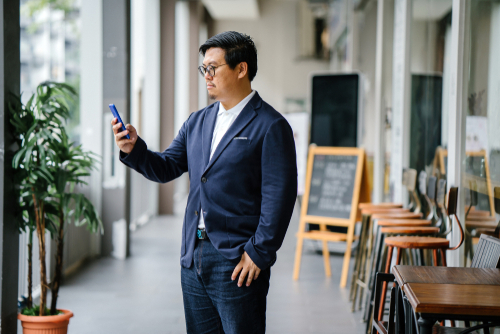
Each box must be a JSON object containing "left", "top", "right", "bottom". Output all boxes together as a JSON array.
[{"left": 198, "top": 64, "right": 227, "bottom": 77}]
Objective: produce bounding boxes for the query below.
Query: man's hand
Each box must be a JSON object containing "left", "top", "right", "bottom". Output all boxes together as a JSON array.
[
  {"left": 231, "top": 252, "right": 261, "bottom": 287},
  {"left": 111, "top": 118, "right": 138, "bottom": 154}
]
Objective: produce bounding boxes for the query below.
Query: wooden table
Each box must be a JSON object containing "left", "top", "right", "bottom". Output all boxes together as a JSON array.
[
  {"left": 392, "top": 265, "right": 500, "bottom": 334},
  {"left": 393, "top": 265, "right": 500, "bottom": 286}
]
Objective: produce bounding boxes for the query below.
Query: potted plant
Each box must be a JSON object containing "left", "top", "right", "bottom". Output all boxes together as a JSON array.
[{"left": 10, "top": 81, "right": 102, "bottom": 333}]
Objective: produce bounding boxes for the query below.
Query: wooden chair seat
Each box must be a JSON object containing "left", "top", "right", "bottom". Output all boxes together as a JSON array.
[
  {"left": 468, "top": 208, "right": 491, "bottom": 216},
  {"left": 358, "top": 202, "right": 403, "bottom": 209},
  {"left": 360, "top": 207, "right": 410, "bottom": 215},
  {"left": 380, "top": 226, "right": 440, "bottom": 235},
  {"left": 377, "top": 219, "right": 432, "bottom": 227},
  {"left": 371, "top": 212, "right": 423, "bottom": 220},
  {"left": 466, "top": 220, "right": 498, "bottom": 229},
  {"left": 474, "top": 228, "right": 499, "bottom": 239},
  {"left": 384, "top": 236, "right": 449, "bottom": 249},
  {"left": 466, "top": 215, "right": 495, "bottom": 221},
  {"left": 297, "top": 230, "right": 357, "bottom": 242}
]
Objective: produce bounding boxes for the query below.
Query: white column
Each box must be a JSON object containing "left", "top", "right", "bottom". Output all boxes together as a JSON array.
[
  {"left": 144, "top": 0, "right": 161, "bottom": 216},
  {"left": 487, "top": 4, "right": 500, "bottom": 153},
  {"left": 174, "top": 1, "right": 190, "bottom": 198},
  {"left": 198, "top": 22, "right": 208, "bottom": 110},
  {"left": 373, "top": 0, "right": 386, "bottom": 203},
  {"left": 175, "top": 1, "right": 190, "bottom": 135},
  {"left": 80, "top": 0, "right": 103, "bottom": 257},
  {"left": 447, "top": 0, "right": 469, "bottom": 267},
  {"left": 390, "top": 0, "right": 412, "bottom": 204}
]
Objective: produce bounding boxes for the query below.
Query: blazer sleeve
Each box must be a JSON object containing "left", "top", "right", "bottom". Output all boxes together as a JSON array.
[
  {"left": 244, "top": 118, "right": 298, "bottom": 270},
  {"left": 120, "top": 116, "right": 190, "bottom": 183}
]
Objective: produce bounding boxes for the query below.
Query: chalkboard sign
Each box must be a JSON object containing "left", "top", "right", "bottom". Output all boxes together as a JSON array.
[
  {"left": 293, "top": 146, "right": 370, "bottom": 288},
  {"left": 307, "top": 155, "right": 358, "bottom": 219},
  {"left": 433, "top": 148, "right": 494, "bottom": 215}
]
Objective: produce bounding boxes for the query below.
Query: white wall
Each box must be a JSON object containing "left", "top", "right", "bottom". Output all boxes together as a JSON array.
[
  {"left": 211, "top": 0, "right": 330, "bottom": 114},
  {"left": 410, "top": 20, "right": 438, "bottom": 73},
  {"left": 357, "top": 2, "right": 378, "bottom": 154},
  {"left": 130, "top": 0, "right": 161, "bottom": 226}
]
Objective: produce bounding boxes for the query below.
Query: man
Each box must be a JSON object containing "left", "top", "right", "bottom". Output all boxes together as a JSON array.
[{"left": 112, "top": 31, "right": 297, "bottom": 333}]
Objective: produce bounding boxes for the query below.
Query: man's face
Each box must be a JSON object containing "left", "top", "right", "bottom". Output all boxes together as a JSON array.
[{"left": 202, "top": 47, "right": 239, "bottom": 101}]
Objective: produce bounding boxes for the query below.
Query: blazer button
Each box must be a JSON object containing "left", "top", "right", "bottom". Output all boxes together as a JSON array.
[
  {"left": 201, "top": 177, "right": 207, "bottom": 183},
  {"left": 195, "top": 210, "right": 198, "bottom": 216}
]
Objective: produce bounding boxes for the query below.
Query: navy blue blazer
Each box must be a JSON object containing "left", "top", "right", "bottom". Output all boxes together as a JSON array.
[{"left": 120, "top": 92, "right": 297, "bottom": 270}]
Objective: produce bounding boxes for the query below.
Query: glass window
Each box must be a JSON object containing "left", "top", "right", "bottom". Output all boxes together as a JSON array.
[
  {"left": 20, "top": 0, "right": 81, "bottom": 142},
  {"left": 461, "top": 0, "right": 500, "bottom": 264}
]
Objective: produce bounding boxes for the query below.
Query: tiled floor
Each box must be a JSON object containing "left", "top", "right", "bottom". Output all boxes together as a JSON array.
[{"left": 48, "top": 203, "right": 366, "bottom": 333}]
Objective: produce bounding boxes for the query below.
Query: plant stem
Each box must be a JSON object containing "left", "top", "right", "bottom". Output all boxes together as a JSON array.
[
  {"left": 32, "top": 190, "right": 47, "bottom": 316},
  {"left": 27, "top": 229, "right": 33, "bottom": 309},
  {"left": 50, "top": 205, "right": 64, "bottom": 314}
]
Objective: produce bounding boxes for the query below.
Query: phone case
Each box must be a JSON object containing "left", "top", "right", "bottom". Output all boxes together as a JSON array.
[{"left": 109, "top": 104, "right": 130, "bottom": 139}]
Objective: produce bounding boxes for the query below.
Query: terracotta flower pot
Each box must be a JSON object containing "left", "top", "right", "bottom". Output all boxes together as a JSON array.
[{"left": 18, "top": 309, "right": 73, "bottom": 334}]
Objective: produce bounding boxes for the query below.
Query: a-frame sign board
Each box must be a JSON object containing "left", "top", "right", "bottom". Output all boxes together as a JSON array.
[
  {"left": 433, "top": 147, "right": 495, "bottom": 216},
  {"left": 293, "top": 146, "right": 370, "bottom": 288}
]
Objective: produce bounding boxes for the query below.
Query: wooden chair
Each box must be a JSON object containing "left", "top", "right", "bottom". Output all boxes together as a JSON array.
[
  {"left": 464, "top": 184, "right": 498, "bottom": 262},
  {"left": 377, "top": 187, "right": 465, "bottom": 323}
]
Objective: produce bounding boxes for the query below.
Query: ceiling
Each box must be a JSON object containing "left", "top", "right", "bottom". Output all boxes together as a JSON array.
[{"left": 201, "top": 0, "right": 260, "bottom": 20}]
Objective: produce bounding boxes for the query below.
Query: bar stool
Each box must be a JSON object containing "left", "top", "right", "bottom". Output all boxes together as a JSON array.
[
  {"left": 377, "top": 187, "right": 464, "bottom": 322},
  {"left": 363, "top": 175, "right": 441, "bottom": 324},
  {"left": 357, "top": 212, "right": 424, "bottom": 319},
  {"left": 349, "top": 208, "right": 413, "bottom": 311}
]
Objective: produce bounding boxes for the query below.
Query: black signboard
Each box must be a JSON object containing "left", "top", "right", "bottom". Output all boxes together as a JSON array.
[{"left": 306, "top": 154, "right": 358, "bottom": 219}]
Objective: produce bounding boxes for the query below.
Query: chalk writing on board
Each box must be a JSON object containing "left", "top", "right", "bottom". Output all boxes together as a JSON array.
[{"left": 307, "top": 155, "right": 358, "bottom": 219}]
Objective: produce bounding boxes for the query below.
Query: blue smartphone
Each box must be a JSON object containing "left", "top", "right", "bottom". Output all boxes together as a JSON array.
[{"left": 109, "top": 104, "right": 130, "bottom": 139}]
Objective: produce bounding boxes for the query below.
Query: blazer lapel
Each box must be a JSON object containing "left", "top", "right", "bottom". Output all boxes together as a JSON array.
[
  {"left": 202, "top": 103, "right": 219, "bottom": 168},
  {"left": 203, "top": 93, "right": 262, "bottom": 174}
]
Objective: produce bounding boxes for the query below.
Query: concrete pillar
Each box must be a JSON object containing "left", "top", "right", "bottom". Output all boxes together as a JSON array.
[
  {"left": 0, "top": 0, "right": 20, "bottom": 331},
  {"left": 447, "top": 0, "right": 469, "bottom": 267},
  {"left": 390, "top": 0, "right": 412, "bottom": 204},
  {"left": 159, "top": 0, "right": 176, "bottom": 215},
  {"left": 102, "top": 0, "right": 131, "bottom": 257},
  {"left": 81, "top": 0, "right": 103, "bottom": 258},
  {"left": 174, "top": 1, "right": 190, "bottom": 200}
]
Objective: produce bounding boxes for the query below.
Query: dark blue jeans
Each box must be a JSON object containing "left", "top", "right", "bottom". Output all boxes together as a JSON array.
[{"left": 181, "top": 239, "right": 270, "bottom": 334}]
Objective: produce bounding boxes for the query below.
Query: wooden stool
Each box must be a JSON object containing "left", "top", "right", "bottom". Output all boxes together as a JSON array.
[
  {"left": 377, "top": 187, "right": 464, "bottom": 323},
  {"left": 361, "top": 219, "right": 433, "bottom": 320},
  {"left": 349, "top": 208, "right": 412, "bottom": 309},
  {"left": 349, "top": 207, "right": 410, "bottom": 303},
  {"left": 351, "top": 223, "right": 438, "bottom": 313},
  {"left": 358, "top": 203, "right": 403, "bottom": 210}
]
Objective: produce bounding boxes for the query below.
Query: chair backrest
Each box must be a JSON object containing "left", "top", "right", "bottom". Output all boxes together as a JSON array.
[
  {"left": 427, "top": 176, "right": 437, "bottom": 201},
  {"left": 406, "top": 169, "right": 421, "bottom": 214},
  {"left": 419, "top": 171, "right": 435, "bottom": 220},
  {"left": 471, "top": 234, "right": 500, "bottom": 268},
  {"left": 427, "top": 176, "right": 439, "bottom": 224},
  {"left": 447, "top": 187, "right": 465, "bottom": 251},
  {"left": 495, "top": 187, "right": 500, "bottom": 214},
  {"left": 466, "top": 180, "right": 479, "bottom": 220},
  {"left": 435, "top": 179, "right": 447, "bottom": 231},
  {"left": 494, "top": 187, "right": 500, "bottom": 235}
]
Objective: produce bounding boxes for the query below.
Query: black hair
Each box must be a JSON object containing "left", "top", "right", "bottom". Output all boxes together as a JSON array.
[{"left": 199, "top": 31, "right": 258, "bottom": 82}]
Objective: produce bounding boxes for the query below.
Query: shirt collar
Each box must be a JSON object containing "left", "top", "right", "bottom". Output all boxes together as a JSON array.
[{"left": 217, "top": 90, "right": 256, "bottom": 116}]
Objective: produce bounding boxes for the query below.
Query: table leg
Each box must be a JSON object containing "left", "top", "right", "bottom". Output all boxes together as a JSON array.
[{"left": 418, "top": 316, "right": 436, "bottom": 334}]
